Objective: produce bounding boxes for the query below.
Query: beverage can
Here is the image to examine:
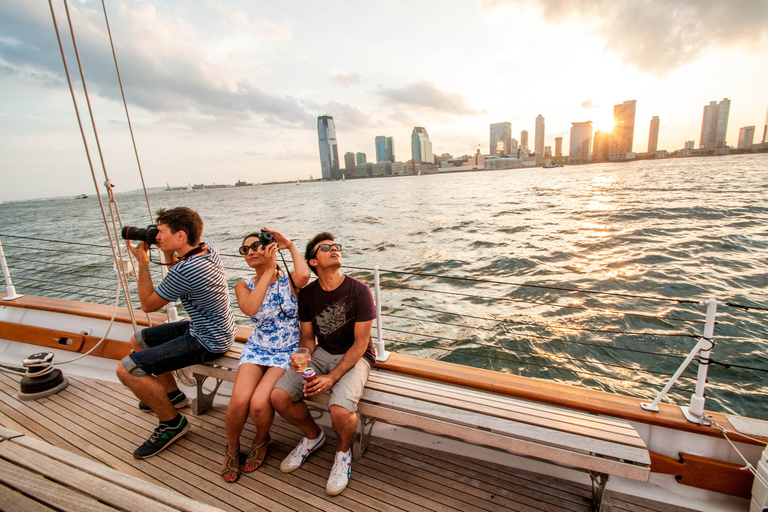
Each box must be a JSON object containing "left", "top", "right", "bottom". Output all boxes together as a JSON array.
[{"left": 302, "top": 368, "right": 316, "bottom": 382}]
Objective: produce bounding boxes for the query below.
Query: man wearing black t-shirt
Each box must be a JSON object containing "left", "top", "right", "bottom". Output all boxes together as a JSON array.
[{"left": 272, "top": 232, "right": 375, "bottom": 496}]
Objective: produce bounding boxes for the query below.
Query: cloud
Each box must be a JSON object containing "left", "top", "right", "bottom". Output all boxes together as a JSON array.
[
  {"left": 0, "top": 1, "right": 310, "bottom": 128},
  {"left": 378, "top": 81, "right": 484, "bottom": 116},
  {"left": 316, "top": 100, "right": 375, "bottom": 130},
  {"left": 329, "top": 70, "right": 362, "bottom": 86},
  {"left": 581, "top": 100, "right": 598, "bottom": 110},
  {"left": 484, "top": 0, "right": 768, "bottom": 75}
]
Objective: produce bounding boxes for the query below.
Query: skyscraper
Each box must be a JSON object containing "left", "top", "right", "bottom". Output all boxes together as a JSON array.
[
  {"left": 520, "top": 130, "right": 529, "bottom": 154},
  {"left": 356, "top": 152, "right": 366, "bottom": 165},
  {"left": 555, "top": 137, "right": 563, "bottom": 158},
  {"left": 317, "top": 116, "right": 340, "bottom": 180},
  {"left": 648, "top": 116, "right": 660, "bottom": 154},
  {"left": 738, "top": 126, "right": 755, "bottom": 149},
  {"left": 612, "top": 100, "right": 636, "bottom": 156},
  {"left": 534, "top": 115, "right": 545, "bottom": 165},
  {"left": 411, "top": 127, "right": 433, "bottom": 164},
  {"left": 569, "top": 122, "right": 593, "bottom": 164},
  {"left": 343, "top": 152, "right": 355, "bottom": 173},
  {"left": 592, "top": 130, "right": 610, "bottom": 162},
  {"left": 763, "top": 105, "right": 768, "bottom": 143},
  {"left": 375, "top": 136, "right": 395, "bottom": 163},
  {"left": 490, "top": 122, "right": 512, "bottom": 156},
  {"left": 700, "top": 98, "right": 730, "bottom": 149}
]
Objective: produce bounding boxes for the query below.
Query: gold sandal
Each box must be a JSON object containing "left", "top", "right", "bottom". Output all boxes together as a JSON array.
[
  {"left": 221, "top": 448, "right": 240, "bottom": 483},
  {"left": 243, "top": 434, "right": 270, "bottom": 473}
]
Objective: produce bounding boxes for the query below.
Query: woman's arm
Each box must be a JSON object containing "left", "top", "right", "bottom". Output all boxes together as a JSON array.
[{"left": 235, "top": 264, "right": 276, "bottom": 317}]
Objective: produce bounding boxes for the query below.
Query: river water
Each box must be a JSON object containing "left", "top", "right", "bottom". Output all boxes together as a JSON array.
[{"left": 1, "top": 154, "right": 767, "bottom": 418}]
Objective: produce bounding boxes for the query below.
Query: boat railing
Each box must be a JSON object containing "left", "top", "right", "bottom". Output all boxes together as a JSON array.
[{"left": 1, "top": 234, "right": 767, "bottom": 421}]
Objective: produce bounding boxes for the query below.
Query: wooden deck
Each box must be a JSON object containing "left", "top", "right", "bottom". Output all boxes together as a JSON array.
[{"left": 0, "top": 370, "right": 695, "bottom": 512}]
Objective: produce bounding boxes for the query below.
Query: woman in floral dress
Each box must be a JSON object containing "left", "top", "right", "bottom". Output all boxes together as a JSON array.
[{"left": 221, "top": 228, "right": 310, "bottom": 483}]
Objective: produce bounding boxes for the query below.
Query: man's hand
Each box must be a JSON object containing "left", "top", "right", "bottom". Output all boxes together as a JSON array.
[
  {"left": 126, "top": 240, "right": 150, "bottom": 263},
  {"left": 303, "top": 374, "right": 336, "bottom": 397}
]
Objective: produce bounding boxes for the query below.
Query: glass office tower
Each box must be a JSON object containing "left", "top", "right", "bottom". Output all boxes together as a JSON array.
[{"left": 318, "top": 116, "right": 340, "bottom": 180}]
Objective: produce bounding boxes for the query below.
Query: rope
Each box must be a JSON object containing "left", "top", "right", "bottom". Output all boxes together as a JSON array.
[
  {"left": 381, "top": 281, "right": 706, "bottom": 325},
  {"left": 403, "top": 304, "right": 698, "bottom": 338},
  {"left": 706, "top": 359, "right": 768, "bottom": 374},
  {"left": 381, "top": 327, "right": 693, "bottom": 380}
]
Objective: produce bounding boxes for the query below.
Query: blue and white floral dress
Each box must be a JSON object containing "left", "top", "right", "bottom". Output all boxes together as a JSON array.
[{"left": 239, "top": 273, "right": 299, "bottom": 370}]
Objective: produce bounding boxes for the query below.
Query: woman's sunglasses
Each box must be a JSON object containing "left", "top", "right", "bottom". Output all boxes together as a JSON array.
[
  {"left": 312, "top": 243, "right": 342, "bottom": 258},
  {"left": 238, "top": 241, "right": 265, "bottom": 255}
]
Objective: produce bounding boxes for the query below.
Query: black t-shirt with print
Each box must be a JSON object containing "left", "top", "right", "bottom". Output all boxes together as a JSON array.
[{"left": 298, "top": 276, "right": 376, "bottom": 367}]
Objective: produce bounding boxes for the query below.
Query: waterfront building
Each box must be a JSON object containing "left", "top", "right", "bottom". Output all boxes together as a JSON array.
[
  {"left": 356, "top": 152, "right": 367, "bottom": 165},
  {"left": 375, "top": 136, "right": 395, "bottom": 163},
  {"left": 411, "top": 127, "right": 433, "bottom": 164},
  {"left": 738, "top": 126, "right": 755, "bottom": 149},
  {"left": 592, "top": 130, "right": 610, "bottom": 162},
  {"left": 317, "top": 115, "right": 340, "bottom": 180},
  {"left": 648, "top": 116, "right": 660, "bottom": 153},
  {"left": 534, "top": 115, "right": 545, "bottom": 165},
  {"left": 763, "top": 106, "right": 768, "bottom": 143},
  {"left": 344, "top": 152, "right": 356, "bottom": 174},
  {"left": 490, "top": 122, "right": 512, "bottom": 156},
  {"left": 511, "top": 138, "right": 519, "bottom": 152},
  {"left": 520, "top": 130, "right": 529, "bottom": 154},
  {"left": 684, "top": 140, "right": 695, "bottom": 150},
  {"left": 555, "top": 137, "right": 563, "bottom": 158},
  {"left": 569, "top": 121, "right": 593, "bottom": 164},
  {"left": 611, "top": 100, "right": 636, "bottom": 157},
  {"left": 700, "top": 98, "right": 730, "bottom": 149},
  {"left": 544, "top": 146, "right": 552, "bottom": 159}
]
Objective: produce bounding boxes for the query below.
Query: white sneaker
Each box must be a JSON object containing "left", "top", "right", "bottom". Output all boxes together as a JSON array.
[
  {"left": 280, "top": 430, "right": 325, "bottom": 473},
  {"left": 326, "top": 449, "right": 351, "bottom": 496}
]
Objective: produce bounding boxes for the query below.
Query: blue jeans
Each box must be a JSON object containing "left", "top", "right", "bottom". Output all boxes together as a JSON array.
[{"left": 123, "top": 321, "right": 220, "bottom": 377}]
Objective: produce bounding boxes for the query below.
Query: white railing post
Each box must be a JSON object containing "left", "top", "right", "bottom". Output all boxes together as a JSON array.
[
  {"left": 681, "top": 298, "right": 717, "bottom": 425},
  {"left": 0, "top": 239, "right": 23, "bottom": 301},
  {"left": 641, "top": 298, "right": 717, "bottom": 425},
  {"left": 373, "top": 265, "right": 389, "bottom": 362}
]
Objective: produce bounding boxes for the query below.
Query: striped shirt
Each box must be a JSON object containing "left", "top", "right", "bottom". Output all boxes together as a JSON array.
[{"left": 155, "top": 244, "right": 236, "bottom": 352}]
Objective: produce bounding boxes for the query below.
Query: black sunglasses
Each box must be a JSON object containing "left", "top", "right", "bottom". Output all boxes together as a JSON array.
[
  {"left": 238, "top": 241, "right": 265, "bottom": 255},
  {"left": 312, "top": 243, "right": 342, "bottom": 258}
]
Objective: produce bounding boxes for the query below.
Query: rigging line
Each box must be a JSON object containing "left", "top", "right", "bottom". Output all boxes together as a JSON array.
[
  {"left": 381, "top": 327, "right": 691, "bottom": 379},
  {"left": 381, "top": 282, "right": 706, "bottom": 325},
  {"left": 382, "top": 338, "right": 696, "bottom": 393},
  {"left": 7, "top": 266, "right": 119, "bottom": 283},
  {"left": 0, "top": 236, "right": 111, "bottom": 249},
  {"left": 721, "top": 301, "right": 768, "bottom": 312},
  {"left": 50, "top": 0, "right": 139, "bottom": 331},
  {"left": 402, "top": 304, "right": 697, "bottom": 338},
  {"left": 706, "top": 359, "right": 768, "bottom": 374},
  {"left": 383, "top": 313, "right": 690, "bottom": 361},
  {"left": 100, "top": 0, "right": 152, "bottom": 222},
  {"left": 352, "top": 265, "right": 704, "bottom": 305}
]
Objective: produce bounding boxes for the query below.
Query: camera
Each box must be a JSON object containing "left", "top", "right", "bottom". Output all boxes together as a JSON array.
[
  {"left": 121, "top": 224, "right": 159, "bottom": 245},
  {"left": 259, "top": 229, "right": 274, "bottom": 248}
]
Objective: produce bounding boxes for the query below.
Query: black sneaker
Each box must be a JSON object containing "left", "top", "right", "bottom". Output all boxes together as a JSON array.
[
  {"left": 138, "top": 392, "right": 188, "bottom": 413},
  {"left": 133, "top": 417, "right": 189, "bottom": 459}
]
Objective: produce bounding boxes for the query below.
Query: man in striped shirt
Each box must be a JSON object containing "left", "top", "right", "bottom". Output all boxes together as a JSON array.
[{"left": 118, "top": 207, "right": 236, "bottom": 459}]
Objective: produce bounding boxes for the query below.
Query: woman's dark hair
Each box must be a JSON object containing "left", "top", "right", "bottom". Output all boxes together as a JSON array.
[
  {"left": 155, "top": 207, "right": 203, "bottom": 245},
  {"left": 305, "top": 232, "right": 334, "bottom": 275}
]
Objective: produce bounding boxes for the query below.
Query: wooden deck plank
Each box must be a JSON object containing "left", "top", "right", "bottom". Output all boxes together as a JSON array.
[
  {"left": 0, "top": 370, "right": 691, "bottom": 512},
  {"left": 0, "top": 483, "right": 54, "bottom": 512}
]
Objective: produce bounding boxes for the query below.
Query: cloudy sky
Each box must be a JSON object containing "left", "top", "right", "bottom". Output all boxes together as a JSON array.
[{"left": 1, "top": 0, "right": 767, "bottom": 201}]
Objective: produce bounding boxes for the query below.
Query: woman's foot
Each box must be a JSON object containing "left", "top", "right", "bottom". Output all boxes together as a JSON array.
[
  {"left": 244, "top": 434, "right": 270, "bottom": 473},
  {"left": 221, "top": 447, "right": 241, "bottom": 483}
]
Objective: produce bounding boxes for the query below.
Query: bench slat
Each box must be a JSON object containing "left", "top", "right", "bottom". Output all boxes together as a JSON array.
[{"left": 366, "top": 372, "right": 645, "bottom": 448}]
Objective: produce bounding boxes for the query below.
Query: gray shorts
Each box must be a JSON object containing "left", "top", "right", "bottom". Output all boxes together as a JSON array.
[{"left": 274, "top": 347, "right": 371, "bottom": 413}]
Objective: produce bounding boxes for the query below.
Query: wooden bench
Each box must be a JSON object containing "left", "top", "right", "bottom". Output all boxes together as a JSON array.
[{"left": 187, "top": 349, "right": 650, "bottom": 511}]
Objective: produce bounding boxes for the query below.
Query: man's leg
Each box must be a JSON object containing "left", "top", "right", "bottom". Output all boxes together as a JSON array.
[
  {"left": 329, "top": 405, "right": 357, "bottom": 453},
  {"left": 271, "top": 388, "right": 323, "bottom": 439}
]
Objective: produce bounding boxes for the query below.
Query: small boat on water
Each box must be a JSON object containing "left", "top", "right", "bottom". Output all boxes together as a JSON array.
[{"left": 75, "top": 193, "right": 88, "bottom": 199}]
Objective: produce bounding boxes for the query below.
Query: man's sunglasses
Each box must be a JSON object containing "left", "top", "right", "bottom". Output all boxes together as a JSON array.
[
  {"left": 312, "top": 243, "right": 342, "bottom": 258},
  {"left": 238, "top": 241, "right": 267, "bottom": 255}
]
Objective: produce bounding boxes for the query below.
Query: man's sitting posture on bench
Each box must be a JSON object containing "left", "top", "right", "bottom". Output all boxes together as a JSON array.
[{"left": 271, "top": 232, "right": 376, "bottom": 496}]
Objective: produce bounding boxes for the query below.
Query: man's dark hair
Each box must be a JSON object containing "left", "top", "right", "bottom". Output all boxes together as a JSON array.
[
  {"left": 156, "top": 207, "right": 203, "bottom": 245},
  {"left": 305, "top": 232, "right": 334, "bottom": 275}
]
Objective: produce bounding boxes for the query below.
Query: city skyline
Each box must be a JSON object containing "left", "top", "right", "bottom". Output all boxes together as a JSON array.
[{"left": 1, "top": 1, "right": 768, "bottom": 200}]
